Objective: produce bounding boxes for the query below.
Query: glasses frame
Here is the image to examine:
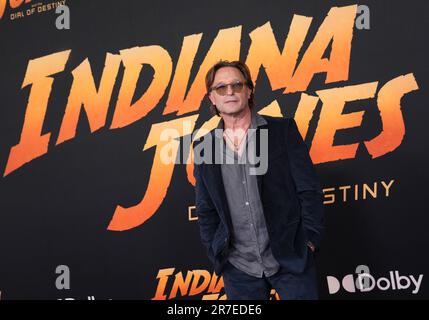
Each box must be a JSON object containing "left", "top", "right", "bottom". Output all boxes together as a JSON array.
[{"left": 210, "top": 81, "right": 247, "bottom": 96}]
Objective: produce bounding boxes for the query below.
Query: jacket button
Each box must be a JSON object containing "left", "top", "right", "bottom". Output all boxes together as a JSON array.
[{"left": 224, "top": 237, "right": 228, "bottom": 243}]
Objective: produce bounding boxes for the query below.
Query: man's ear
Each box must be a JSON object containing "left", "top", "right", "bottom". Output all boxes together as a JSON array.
[{"left": 247, "top": 87, "right": 252, "bottom": 100}]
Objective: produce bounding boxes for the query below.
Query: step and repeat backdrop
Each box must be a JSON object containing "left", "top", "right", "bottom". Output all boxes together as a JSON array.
[{"left": 0, "top": 0, "right": 427, "bottom": 299}]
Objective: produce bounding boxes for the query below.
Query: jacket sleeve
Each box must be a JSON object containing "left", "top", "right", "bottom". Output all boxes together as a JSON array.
[
  {"left": 193, "top": 159, "right": 221, "bottom": 263},
  {"left": 285, "top": 118, "right": 325, "bottom": 250}
]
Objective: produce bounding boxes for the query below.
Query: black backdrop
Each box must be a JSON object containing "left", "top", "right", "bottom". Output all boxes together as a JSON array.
[{"left": 0, "top": 0, "right": 428, "bottom": 299}]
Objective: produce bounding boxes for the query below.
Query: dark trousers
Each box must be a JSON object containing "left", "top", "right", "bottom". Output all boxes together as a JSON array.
[{"left": 221, "top": 260, "right": 319, "bottom": 300}]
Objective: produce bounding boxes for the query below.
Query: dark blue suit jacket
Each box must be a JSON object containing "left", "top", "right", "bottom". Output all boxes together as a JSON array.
[{"left": 193, "top": 115, "right": 324, "bottom": 275}]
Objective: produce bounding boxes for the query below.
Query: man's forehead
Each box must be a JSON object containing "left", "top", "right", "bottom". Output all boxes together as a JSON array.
[{"left": 213, "top": 67, "right": 244, "bottom": 83}]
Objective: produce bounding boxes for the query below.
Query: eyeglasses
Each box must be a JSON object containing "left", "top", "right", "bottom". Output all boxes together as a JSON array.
[{"left": 210, "top": 81, "right": 246, "bottom": 96}]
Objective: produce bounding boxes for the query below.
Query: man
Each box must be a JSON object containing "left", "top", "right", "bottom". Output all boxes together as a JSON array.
[{"left": 193, "top": 60, "right": 324, "bottom": 300}]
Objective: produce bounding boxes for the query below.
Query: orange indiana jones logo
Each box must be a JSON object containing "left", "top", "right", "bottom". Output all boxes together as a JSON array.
[{"left": 2, "top": 5, "right": 419, "bottom": 231}]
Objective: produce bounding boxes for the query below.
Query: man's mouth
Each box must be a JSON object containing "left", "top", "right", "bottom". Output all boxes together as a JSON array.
[{"left": 225, "top": 100, "right": 238, "bottom": 103}]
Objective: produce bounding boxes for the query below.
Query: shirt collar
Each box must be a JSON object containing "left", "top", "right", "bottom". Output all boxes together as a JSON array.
[{"left": 216, "top": 109, "right": 267, "bottom": 131}]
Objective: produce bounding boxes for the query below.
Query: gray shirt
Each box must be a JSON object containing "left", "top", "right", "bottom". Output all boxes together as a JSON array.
[{"left": 218, "top": 111, "right": 280, "bottom": 278}]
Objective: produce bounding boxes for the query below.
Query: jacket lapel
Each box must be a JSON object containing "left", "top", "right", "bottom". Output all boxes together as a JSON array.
[
  {"left": 202, "top": 163, "right": 232, "bottom": 229},
  {"left": 255, "top": 121, "right": 269, "bottom": 197}
]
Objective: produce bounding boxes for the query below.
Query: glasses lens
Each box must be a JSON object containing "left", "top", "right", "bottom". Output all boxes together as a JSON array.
[
  {"left": 215, "top": 84, "right": 227, "bottom": 95},
  {"left": 231, "top": 82, "right": 244, "bottom": 92}
]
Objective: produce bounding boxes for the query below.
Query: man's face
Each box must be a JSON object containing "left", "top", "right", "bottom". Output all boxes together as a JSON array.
[{"left": 208, "top": 67, "right": 251, "bottom": 116}]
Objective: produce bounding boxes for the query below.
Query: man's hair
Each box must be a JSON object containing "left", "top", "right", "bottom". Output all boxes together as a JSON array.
[{"left": 205, "top": 60, "right": 255, "bottom": 116}]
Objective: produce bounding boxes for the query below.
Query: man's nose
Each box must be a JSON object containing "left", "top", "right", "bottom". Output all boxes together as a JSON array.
[{"left": 226, "top": 84, "right": 234, "bottom": 95}]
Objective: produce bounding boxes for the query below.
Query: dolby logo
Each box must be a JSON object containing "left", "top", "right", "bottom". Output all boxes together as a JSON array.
[{"left": 327, "top": 267, "right": 424, "bottom": 295}]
